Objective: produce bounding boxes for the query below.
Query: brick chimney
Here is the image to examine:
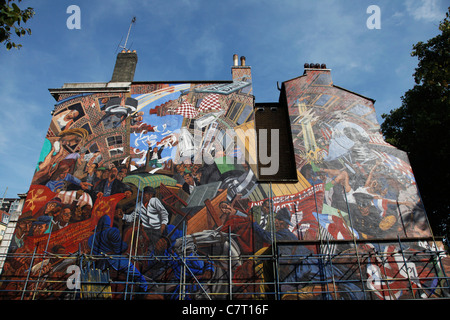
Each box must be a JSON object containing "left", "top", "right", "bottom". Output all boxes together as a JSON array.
[
  {"left": 111, "top": 50, "right": 138, "bottom": 82},
  {"left": 302, "top": 62, "right": 332, "bottom": 86},
  {"left": 231, "top": 54, "right": 252, "bottom": 88}
]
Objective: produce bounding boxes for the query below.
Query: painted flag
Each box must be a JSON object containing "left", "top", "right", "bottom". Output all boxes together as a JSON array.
[
  {"left": 23, "top": 185, "right": 57, "bottom": 215},
  {"left": 198, "top": 94, "right": 221, "bottom": 113},
  {"left": 372, "top": 198, "right": 389, "bottom": 217},
  {"left": 175, "top": 101, "right": 198, "bottom": 118},
  {"left": 23, "top": 193, "right": 126, "bottom": 254},
  {"left": 366, "top": 244, "right": 429, "bottom": 300},
  {"left": 312, "top": 212, "right": 359, "bottom": 240},
  {"left": 376, "top": 151, "right": 416, "bottom": 184}
]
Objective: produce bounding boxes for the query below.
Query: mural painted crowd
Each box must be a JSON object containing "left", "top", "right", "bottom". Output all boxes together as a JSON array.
[{"left": 0, "top": 67, "right": 448, "bottom": 300}]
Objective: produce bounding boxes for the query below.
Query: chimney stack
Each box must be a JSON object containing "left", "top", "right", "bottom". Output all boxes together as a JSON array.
[
  {"left": 111, "top": 51, "right": 138, "bottom": 82},
  {"left": 231, "top": 54, "right": 251, "bottom": 83}
]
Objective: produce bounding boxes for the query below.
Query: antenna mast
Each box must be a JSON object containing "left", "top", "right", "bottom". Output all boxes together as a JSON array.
[{"left": 120, "top": 16, "right": 136, "bottom": 51}]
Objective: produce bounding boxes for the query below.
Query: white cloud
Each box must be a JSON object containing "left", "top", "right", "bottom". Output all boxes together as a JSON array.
[{"left": 404, "top": 0, "right": 446, "bottom": 21}]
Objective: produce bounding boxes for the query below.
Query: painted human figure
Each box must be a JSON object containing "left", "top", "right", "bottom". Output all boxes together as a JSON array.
[{"left": 88, "top": 215, "right": 148, "bottom": 292}]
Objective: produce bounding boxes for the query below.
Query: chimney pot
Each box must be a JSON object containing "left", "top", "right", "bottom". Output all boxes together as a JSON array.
[
  {"left": 240, "top": 56, "right": 246, "bottom": 66},
  {"left": 233, "top": 54, "right": 239, "bottom": 67}
]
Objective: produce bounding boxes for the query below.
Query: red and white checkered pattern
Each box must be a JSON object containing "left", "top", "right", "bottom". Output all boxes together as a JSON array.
[
  {"left": 175, "top": 101, "right": 198, "bottom": 118},
  {"left": 198, "top": 94, "right": 221, "bottom": 113}
]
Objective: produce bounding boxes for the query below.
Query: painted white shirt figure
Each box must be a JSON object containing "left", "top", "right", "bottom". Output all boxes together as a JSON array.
[{"left": 129, "top": 197, "right": 169, "bottom": 230}]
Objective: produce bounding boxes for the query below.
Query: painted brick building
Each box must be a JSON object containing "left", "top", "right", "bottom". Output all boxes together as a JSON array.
[{"left": 0, "top": 52, "right": 448, "bottom": 300}]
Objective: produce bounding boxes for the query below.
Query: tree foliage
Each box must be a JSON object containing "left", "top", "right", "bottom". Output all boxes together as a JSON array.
[
  {"left": 381, "top": 8, "right": 450, "bottom": 242},
  {"left": 0, "top": 0, "right": 34, "bottom": 50}
]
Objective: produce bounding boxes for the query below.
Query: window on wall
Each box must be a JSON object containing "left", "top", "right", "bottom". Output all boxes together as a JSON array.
[
  {"left": 107, "top": 135, "right": 123, "bottom": 147},
  {"left": 187, "top": 119, "right": 207, "bottom": 133},
  {"left": 109, "top": 147, "right": 124, "bottom": 157},
  {"left": 1, "top": 212, "right": 10, "bottom": 224},
  {"left": 8, "top": 200, "right": 20, "bottom": 213},
  {"left": 81, "top": 123, "right": 93, "bottom": 135},
  {"left": 225, "top": 102, "right": 242, "bottom": 122},
  {"left": 53, "top": 103, "right": 84, "bottom": 131},
  {"left": 237, "top": 105, "right": 253, "bottom": 125},
  {"left": 225, "top": 101, "right": 253, "bottom": 125},
  {"left": 89, "top": 143, "right": 99, "bottom": 153}
]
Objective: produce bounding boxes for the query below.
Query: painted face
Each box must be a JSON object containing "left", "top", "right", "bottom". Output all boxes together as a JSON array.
[
  {"left": 59, "top": 168, "right": 70, "bottom": 180},
  {"left": 275, "top": 218, "right": 288, "bottom": 231},
  {"left": 261, "top": 202, "right": 271, "bottom": 214},
  {"left": 60, "top": 134, "right": 82, "bottom": 148},
  {"left": 81, "top": 205, "right": 92, "bottom": 219},
  {"left": 87, "top": 163, "right": 96, "bottom": 173},
  {"left": 45, "top": 202, "right": 58, "bottom": 214},
  {"left": 184, "top": 174, "right": 194, "bottom": 185},
  {"left": 68, "top": 110, "right": 79, "bottom": 119},
  {"left": 18, "top": 220, "right": 32, "bottom": 234},
  {"left": 219, "top": 203, "right": 233, "bottom": 215},
  {"left": 110, "top": 168, "right": 118, "bottom": 180},
  {"left": 358, "top": 204, "right": 371, "bottom": 216},
  {"left": 60, "top": 209, "right": 72, "bottom": 223},
  {"left": 102, "top": 170, "right": 109, "bottom": 179},
  {"left": 143, "top": 192, "right": 153, "bottom": 204},
  {"left": 32, "top": 224, "right": 48, "bottom": 236}
]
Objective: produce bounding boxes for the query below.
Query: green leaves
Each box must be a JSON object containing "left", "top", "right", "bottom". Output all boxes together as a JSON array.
[
  {"left": 0, "top": 0, "right": 35, "bottom": 50},
  {"left": 411, "top": 10, "right": 450, "bottom": 90}
]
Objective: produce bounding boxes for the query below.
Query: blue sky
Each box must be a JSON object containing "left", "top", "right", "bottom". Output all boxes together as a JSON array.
[{"left": 0, "top": 0, "right": 447, "bottom": 197}]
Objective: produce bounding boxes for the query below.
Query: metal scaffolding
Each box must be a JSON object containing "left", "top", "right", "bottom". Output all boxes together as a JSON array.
[
  {"left": 0, "top": 235, "right": 448, "bottom": 300},
  {"left": 0, "top": 183, "right": 448, "bottom": 300}
]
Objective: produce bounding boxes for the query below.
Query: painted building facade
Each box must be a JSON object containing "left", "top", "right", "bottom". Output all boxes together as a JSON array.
[{"left": 0, "top": 53, "right": 448, "bottom": 300}]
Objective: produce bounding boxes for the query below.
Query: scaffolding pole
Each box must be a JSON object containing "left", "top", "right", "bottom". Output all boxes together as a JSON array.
[
  {"left": 124, "top": 180, "right": 142, "bottom": 300},
  {"left": 20, "top": 247, "right": 37, "bottom": 300},
  {"left": 342, "top": 185, "right": 368, "bottom": 300},
  {"left": 268, "top": 183, "right": 281, "bottom": 300},
  {"left": 228, "top": 226, "right": 232, "bottom": 299},
  {"left": 31, "top": 223, "right": 54, "bottom": 300}
]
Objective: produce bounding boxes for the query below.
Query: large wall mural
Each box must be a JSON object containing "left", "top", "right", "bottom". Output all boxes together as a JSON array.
[
  {"left": 0, "top": 67, "right": 448, "bottom": 300},
  {"left": 275, "top": 68, "right": 449, "bottom": 300}
]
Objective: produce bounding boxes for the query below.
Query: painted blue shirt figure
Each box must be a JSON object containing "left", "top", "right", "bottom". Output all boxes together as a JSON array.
[
  {"left": 252, "top": 207, "right": 298, "bottom": 242},
  {"left": 146, "top": 225, "right": 215, "bottom": 300},
  {"left": 88, "top": 215, "right": 148, "bottom": 292},
  {"left": 45, "top": 163, "right": 91, "bottom": 192}
]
